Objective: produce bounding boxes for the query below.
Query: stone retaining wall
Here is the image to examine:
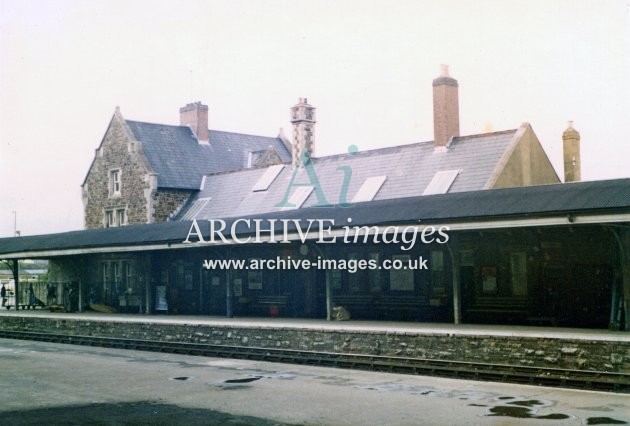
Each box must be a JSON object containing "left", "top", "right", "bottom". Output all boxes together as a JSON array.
[{"left": 1, "top": 316, "right": 628, "bottom": 373}]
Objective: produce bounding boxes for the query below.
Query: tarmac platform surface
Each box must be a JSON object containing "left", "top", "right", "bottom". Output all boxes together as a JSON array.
[{"left": 3, "top": 337, "right": 630, "bottom": 425}]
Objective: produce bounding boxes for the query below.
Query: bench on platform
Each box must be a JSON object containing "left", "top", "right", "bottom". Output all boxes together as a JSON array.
[
  {"left": 331, "top": 295, "right": 375, "bottom": 319},
  {"left": 466, "top": 297, "right": 529, "bottom": 323},
  {"left": 250, "top": 294, "right": 289, "bottom": 317},
  {"left": 373, "top": 295, "right": 422, "bottom": 320},
  {"left": 4, "top": 303, "right": 46, "bottom": 311}
]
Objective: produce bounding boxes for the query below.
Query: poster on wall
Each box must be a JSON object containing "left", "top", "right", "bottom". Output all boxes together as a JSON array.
[
  {"left": 481, "top": 266, "right": 497, "bottom": 294},
  {"left": 248, "top": 269, "right": 263, "bottom": 290},
  {"left": 155, "top": 285, "right": 168, "bottom": 311}
]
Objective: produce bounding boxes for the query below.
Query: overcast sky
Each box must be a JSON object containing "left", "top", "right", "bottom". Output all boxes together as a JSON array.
[{"left": 1, "top": 0, "right": 628, "bottom": 237}]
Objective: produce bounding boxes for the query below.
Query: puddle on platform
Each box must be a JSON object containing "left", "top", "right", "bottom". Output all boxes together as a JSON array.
[
  {"left": 209, "top": 375, "right": 264, "bottom": 390},
  {"left": 170, "top": 376, "right": 192, "bottom": 381},
  {"left": 224, "top": 376, "right": 262, "bottom": 384},
  {"left": 244, "top": 371, "right": 297, "bottom": 381},
  {"left": 485, "top": 398, "right": 571, "bottom": 421},
  {"left": 487, "top": 406, "right": 570, "bottom": 420},
  {"left": 586, "top": 418, "right": 628, "bottom": 425}
]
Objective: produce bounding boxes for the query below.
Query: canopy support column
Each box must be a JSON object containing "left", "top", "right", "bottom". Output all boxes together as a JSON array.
[
  {"left": 447, "top": 237, "right": 461, "bottom": 325},
  {"left": 226, "top": 248, "right": 233, "bottom": 318},
  {"left": 12, "top": 259, "right": 19, "bottom": 309}
]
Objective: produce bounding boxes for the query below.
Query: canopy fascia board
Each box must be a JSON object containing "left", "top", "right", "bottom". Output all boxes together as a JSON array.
[{"left": 2, "top": 212, "right": 629, "bottom": 260}]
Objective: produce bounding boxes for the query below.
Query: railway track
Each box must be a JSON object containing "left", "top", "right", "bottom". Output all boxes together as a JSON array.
[{"left": 1, "top": 329, "right": 628, "bottom": 393}]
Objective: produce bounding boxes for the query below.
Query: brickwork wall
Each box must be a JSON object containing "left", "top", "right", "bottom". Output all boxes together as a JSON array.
[
  {"left": 1, "top": 316, "right": 628, "bottom": 373},
  {"left": 152, "top": 189, "right": 192, "bottom": 222},
  {"left": 83, "top": 115, "right": 151, "bottom": 229}
]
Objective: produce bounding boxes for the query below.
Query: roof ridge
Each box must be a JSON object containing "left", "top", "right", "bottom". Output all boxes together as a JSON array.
[
  {"left": 125, "top": 119, "right": 182, "bottom": 128},
  {"left": 198, "top": 127, "right": 523, "bottom": 177},
  {"left": 313, "top": 140, "right": 434, "bottom": 161},
  {"left": 125, "top": 120, "right": 280, "bottom": 140},
  {"left": 453, "top": 129, "right": 517, "bottom": 141},
  {"left": 209, "top": 129, "right": 280, "bottom": 140},
  {"left": 311, "top": 128, "right": 518, "bottom": 161}
]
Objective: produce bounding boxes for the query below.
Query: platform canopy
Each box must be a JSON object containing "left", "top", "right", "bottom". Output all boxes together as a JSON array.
[{"left": 1, "top": 178, "right": 629, "bottom": 259}]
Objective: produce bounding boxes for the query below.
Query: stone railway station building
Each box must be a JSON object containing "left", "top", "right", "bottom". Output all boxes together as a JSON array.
[{"left": 1, "top": 68, "right": 629, "bottom": 331}]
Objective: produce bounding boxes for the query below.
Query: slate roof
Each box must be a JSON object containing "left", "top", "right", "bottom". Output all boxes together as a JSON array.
[
  {"left": 1, "top": 178, "right": 629, "bottom": 257},
  {"left": 177, "top": 129, "right": 520, "bottom": 220},
  {"left": 125, "top": 120, "right": 291, "bottom": 189}
]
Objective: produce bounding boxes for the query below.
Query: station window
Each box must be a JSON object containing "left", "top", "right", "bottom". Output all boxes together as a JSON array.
[
  {"left": 109, "top": 169, "right": 121, "bottom": 197},
  {"left": 117, "top": 209, "right": 126, "bottom": 226},
  {"left": 105, "top": 210, "right": 115, "bottom": 228},
  {"left": 122, "top": 261, "right": 132, "bottom": 288},
  {"left": 104, "top": 208, "right": 126, "bottom": 227},
  {"left": 431, "top": 250, "right": 446, "bottom": 295},
  {"left": 113, "top": 262, "right": 121, "bottom": 284},
  {"left": 390, "top": 254, "right": 413, "bottom": 291},
  {"left": 368, "top": 252, "right": 381, "bottom": 292}
]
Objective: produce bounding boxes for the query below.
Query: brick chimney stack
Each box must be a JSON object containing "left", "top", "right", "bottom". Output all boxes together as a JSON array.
[
  {"left": 290, "top": 97, "right": 316, "bottom": 166},
  {"left": 432, "top": 64, "right": 460, "bottom": 148},
  {"left": 180, "top": 101, "right": 209, "bottom": 143},
  {"left": 563, "top": 120, "right": 581, "bottom": 182}
]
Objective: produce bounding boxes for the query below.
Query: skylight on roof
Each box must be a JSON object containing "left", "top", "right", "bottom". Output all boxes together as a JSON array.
[
  {"left": 252, "top": 165, "right": 285, "bottom": 192},
  {"left": 282, "top": 186, "right": 314, "bottom": 209},
  {"left": 181, "top": 198, "right": 210, "bottom": 221},
  {"left": 423, "top": 170, "right": 460, "bottom": 195},
  {"left": 352, "top": 176, "right": 387, "bottom": 203}
]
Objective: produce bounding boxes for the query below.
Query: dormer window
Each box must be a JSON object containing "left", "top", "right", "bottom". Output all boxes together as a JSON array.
[{"left": 109, "top": 169, "right": 121, "bottom": 197}]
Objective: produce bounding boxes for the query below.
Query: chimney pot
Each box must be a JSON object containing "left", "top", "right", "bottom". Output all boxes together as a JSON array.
[
  {"left": 290, "top": 97, "right": 316, "bottom": 166},
  {"left": 432, "top": 65, "right": 460, "bottom": 148},
  {"left": 179, "top": 101, "right": 209, "bottom": 143},
  {"left": 562, "top": 121, "right": 581, "bottom": 182}
]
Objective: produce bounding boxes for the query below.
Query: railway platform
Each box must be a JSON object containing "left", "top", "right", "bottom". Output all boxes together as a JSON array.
[
  {"left": 1, "top": 310, "right": 629, "bottom": 392},
  {"left": 1, "top": 309, "right": 629, "bottom": 341}
]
